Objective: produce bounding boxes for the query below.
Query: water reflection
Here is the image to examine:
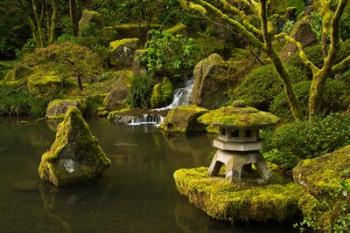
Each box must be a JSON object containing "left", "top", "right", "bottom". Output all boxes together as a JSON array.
[{"left": 0, "top": 118, "right": 297, "bottom": 233}]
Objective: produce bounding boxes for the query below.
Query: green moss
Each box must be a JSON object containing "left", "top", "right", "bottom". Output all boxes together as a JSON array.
[
  {"left": 166, "top": 23, "right": 187, "bottom": 34},
  {"left": 160, "top": 105, "right": 208, "bottom": 133},
  {"left": 198, "top": 106, "right": 279, "bottom": 129},
  {"left": 174, "top": 167, "right": 302, "bottom": 223},
  {"left": 109, "top": 38, "right": 139, "bottom": 51},
  {"left": 293, "top": 146, "right": 350, "bottom": 232},
  {"left": 27, "top": 72, "right": 62, "bottom": 97},
  {"left": 150, "top": 77, "right": 174, "bottom": 108},
  {"left": 38, "top": 107, "right": 111, "bottom": 187}
]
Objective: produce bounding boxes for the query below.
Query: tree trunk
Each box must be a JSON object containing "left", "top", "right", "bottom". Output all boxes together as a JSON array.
[
  {"left": 31, "top": 0, "right": 44, "bottom": 47},
  {"left": 69, "top": 0, "right": 79, "bottom": 36},
  {"left": 269, "top": 49, "right": 304, "bottom": 120},
  {"left": 308, "top": 71, "right": 328, "bottom": 119},
  {"left": 48, "top": 0, "right": 58, "bottom": 44},
  {"left": 77, "top": 75, "right": 83, "bottom": 91}
]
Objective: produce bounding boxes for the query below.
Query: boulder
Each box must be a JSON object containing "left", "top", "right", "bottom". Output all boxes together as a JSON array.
[
  {"left": 174, "top": 167, "right": 302, "bottom": 223},
  {"left": 160, "top": 105, "right": 208, "bottom": 133},
  {"left": 190, "top": 53, "right": 251, "bottom": 109},
  {"left": 103, "top": 70, "right": 134, "bottom": 111},
  {"left": 109, "top": 38, "right": 139, "bottom": 67},
  {"left": 293, "top": 146, "right": 350, "bottom": 233},
  {"left": 78, "top": 10, "right": 103, "bottom": 35},
  {"left": 27, "top": 72, "right": 63, "bottom": 97},
  {"left": 46, "top": 99, "right": 86, "bottom": 119},
  {"left": 280, "top": 17, "right": 317, "bottom": 61},
  {"left": 38, "top": 107, "right": 111, "bottom": 187},
  {"left": 150, "top": 78, "right": 174, "bottom": 108}
]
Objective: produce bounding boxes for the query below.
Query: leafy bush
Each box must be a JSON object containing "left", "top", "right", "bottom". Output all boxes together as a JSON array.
[
  {"left": 310, "top": 12, "right": 322, "bottom": 41},
  {"left": 0, "top": 85, "right": 49, "bottom": 118},
  {"left": 231, "top": 64, "right": 307, "bottom": 110},
  {"left": 270, "top": 80, "right": 350, "bottom": 119},
  {"left": 150, "top": 77, "right": 174, "bottom": 108},
  {"left": 340, "top": 4, "right": 350, "bottom": 40},
  {"left": 127, "top": 74, "right": 153, "bottom": 108},
  {"left": 140, "top": 30, "right": 201, "bottom": 77},
  {"left": 262, "top": 114, "right": 350, "bottom": 169}
]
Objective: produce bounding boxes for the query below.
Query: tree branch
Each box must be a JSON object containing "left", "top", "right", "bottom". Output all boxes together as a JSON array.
[{"left": 332, "top": 55, "right": 350, "bottom": 75}]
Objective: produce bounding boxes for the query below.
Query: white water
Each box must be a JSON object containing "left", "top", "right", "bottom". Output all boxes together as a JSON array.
[{"left": 127, "top": 78, "right": 194, "bottom": 126}]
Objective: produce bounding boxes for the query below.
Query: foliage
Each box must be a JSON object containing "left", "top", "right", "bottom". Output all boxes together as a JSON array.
[
  {"left": 310, "top": 12, "right": 323, "bottom": 41},
  {"left": 23, "top": 42, "right": 103, "bottom": 85},
  {"left": 270, "top": 80, "right": 350, "bottom": 119},
  {"left": 287, "top": 0, "right": 305, "bottom": 14},
  {"left": 15, "top": 38, "right": 37, "bottom": 59},
  {"left": 340, "top": 4, "right": 350, "bottom": 40},
  {"left": 282, "top": 20, "right": 295, "bottom": 34},
  {"left": 140, "top": 30, "right": 201, "bottom": 77},
  {"left": 262, "top": 114, "right": 350, "bottom": 169},
  {"left": 0, "top": 85, "right": 50, "bottom": 118},
  {"left": 231, "top": 64, "right": 307, "bottom": 110},
  {"left": 150, "top": 77, "right": 174, "bottom": 108},
  {"left": 296, "top": 181, "right": 350, "bottom": 233},
  {"left": 127, "top": 74, "right": 153, "bottom": 108}
]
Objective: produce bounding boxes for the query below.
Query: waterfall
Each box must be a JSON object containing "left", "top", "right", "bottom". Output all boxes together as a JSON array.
[
  {"left": 127, "top": 78, "right": 194, "bottom": 126},
  {"left": 154, "top": 78, "right": 194, "bottom": 111}
]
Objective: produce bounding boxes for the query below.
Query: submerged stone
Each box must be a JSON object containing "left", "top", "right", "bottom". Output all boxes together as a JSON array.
[
  {"left": 38, "top": 107, "right": 111, "bottom": 187},
  {"left": 160, "top": 105, "right": 208, "bottom": 133},
  {"left": 174, "top": 167, "right": 302, "bottom": 223}
]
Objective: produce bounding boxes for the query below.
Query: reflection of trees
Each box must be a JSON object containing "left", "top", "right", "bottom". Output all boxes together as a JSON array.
[{"left": 39, "top": 181, "right": 110, "bottom": 233}]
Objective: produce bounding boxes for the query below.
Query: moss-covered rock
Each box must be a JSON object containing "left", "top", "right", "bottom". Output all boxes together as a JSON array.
[
  {"left": 38, "top": 107, "right": 111, "bottom": 187},
  {"left": 293, "top": 146, "right": 350, "bottom": 233},
  {"left": 198, "top": 105, "right": 279, "bottom": 129},
  {"left": 46, "top": 99, "right": 86, "bottom": 119},
  {"left": 27, "top": 72, "right": 63, "bottom": 97},
  {"left": 280, "top": 17, "right": 317, "bottom": 61},
  {"left": 110, "top": 23, "right": 161, "bottom": 43},
  {"left": 109, "top": 38, "right": 139, "bottom": 67},
  {"left": 103, "top": 70, "right": 134, "bottom": 111},
  {"left": 78, "top": 9, "right": 103, "bottom": 35},
  {"left": 191, "top": 53, "right": 253, "bottom": 109},
  {"left": 160, "top": 105, "right": 208, "bottom": 133},
  {"left": 150, "top": 77, "right": 174, "bottom": 108},
  {"left": 174, "top": 167, "right": 302, "bottom": 223}
]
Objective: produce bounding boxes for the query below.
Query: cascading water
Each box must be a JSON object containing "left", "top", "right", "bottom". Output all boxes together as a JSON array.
[{"left": 127, "top": 78, "right": 194, "bottom": 126}]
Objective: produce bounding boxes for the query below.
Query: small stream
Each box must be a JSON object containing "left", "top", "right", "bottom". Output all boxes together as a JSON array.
[{"left": 0, "top": 118, "right": 297, "bottom": 233}]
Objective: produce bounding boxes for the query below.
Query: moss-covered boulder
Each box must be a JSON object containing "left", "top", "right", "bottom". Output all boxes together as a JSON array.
[
  {"left": 38, "top": 107, "right": 111, "bottom": 187},
  {"left": 110, "top": 23, "right": 161, "bottom": 44},
  {"left": 27, "top": 72, "right": 63, "bottom": 97},
  {"left": 109, "top": 38, "right": 139, "bottom": 67},
  {"left": 280, "top": 17, "right": 317, "bottom": 61},
  {"left": 103, "top": 70, "right": 134, "bottom": 111},
  {"left": 78, "top": 9, "right": 103, "bottom": 35},
  {"left": 150, "top": 77, "right": 174, "bottom": 108},
  {"left": 191, "top": 53, "right": 255, "bottom": 109},
  {"left": 293, "top": 146, "right": 350, "bottom": 233},
  {"left": 174, "top": 167, "right": 302, "bottom": 223},
  {"left": 160, "top": 105, "right": 208, "bottom": 133},
  {"left": 46, "top": 99, "right": 86, "bottom": 119}
]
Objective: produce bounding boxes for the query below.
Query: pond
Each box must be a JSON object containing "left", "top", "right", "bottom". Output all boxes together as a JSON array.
[{"left": 0, "top": 118, "right": 297, "bottom": 233}]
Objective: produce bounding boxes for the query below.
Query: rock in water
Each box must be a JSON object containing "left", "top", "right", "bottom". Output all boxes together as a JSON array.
[{"left": 38, "top": 107, "right": 111, "bottom": 187}]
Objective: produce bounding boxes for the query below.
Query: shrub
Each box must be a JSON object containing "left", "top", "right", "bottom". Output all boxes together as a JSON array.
[
  {"left": 231, "top": 64, "right": 307, "bottom": 110},
  {"left": 262, "top": 114, "right": 350, "bottom": 169},
  {"left": 150, "top": 77, "right": 174, "bottom": 108},
  {"left": 140, "top": 30, "right": 201, "bottom": 77},
  {"left": 270, "top": 80, "right": 350, "bottom": 119},
  {"left": 0, "top": 85, "right": 50, "bottom": 118},
  {"left": 127, "top": 74, "right": 153, "bottom": 108}
]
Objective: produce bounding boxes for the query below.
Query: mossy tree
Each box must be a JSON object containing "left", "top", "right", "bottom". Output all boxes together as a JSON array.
[{"left": 180, "top": 0, "right": 350, "bottom": 120}]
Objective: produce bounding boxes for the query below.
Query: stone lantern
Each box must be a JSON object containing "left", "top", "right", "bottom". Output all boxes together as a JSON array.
[{"left": 199, "top": 102, "right": 279, "bottom": 183}]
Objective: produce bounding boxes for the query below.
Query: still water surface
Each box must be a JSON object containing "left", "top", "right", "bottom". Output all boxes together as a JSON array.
[{"left": 0, "top": 118, "right": 296, "bottom": 233}]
